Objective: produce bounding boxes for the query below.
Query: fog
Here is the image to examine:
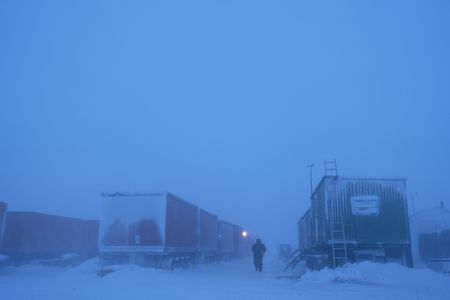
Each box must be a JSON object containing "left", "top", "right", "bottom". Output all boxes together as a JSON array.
[{"left": 1, "top": 0, "right": 449, "bottom": 248}]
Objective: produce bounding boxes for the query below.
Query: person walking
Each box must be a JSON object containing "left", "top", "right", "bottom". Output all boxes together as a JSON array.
[{"left": 252, "top": 238, "right": 266, "bottom": 272}]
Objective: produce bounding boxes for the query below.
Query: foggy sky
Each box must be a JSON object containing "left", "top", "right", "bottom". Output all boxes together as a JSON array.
[{"left": 1, "top": 0, "right": 449, "bottom": 246}]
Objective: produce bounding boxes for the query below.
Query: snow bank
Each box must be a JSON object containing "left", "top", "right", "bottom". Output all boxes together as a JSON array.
[
  {"left": 301, "top": 261, "right": 438, "bottom": 285},
  {"left": 1, "top": 259, "right": 449, "bottom": 300},
  {"left": 297, "top": 262, "right": 450, "bottom": 300}
]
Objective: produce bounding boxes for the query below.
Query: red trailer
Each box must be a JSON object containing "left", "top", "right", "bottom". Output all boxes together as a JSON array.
[
  {"left": 198, "top": 209, "right": 218, "bottom": 252},
  {"left": 233, "top": 225, "right": 253, "bottom": 257},
  {"left": 218, "top": 220, "right": 234, "bottom": 254},
  {"left": 1, "top": 211, "right": 99, "bottom": 257}
]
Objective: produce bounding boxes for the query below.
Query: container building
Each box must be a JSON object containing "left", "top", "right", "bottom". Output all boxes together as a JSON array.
[
  {"left": 297, "top": 176, "right": 412, "bottom": 267},
  {"left": 409, "top": 203, "right": 450, "bottom": 271},
  {"left": 0, "top": 202, "right": 7, "bottom": 248}
]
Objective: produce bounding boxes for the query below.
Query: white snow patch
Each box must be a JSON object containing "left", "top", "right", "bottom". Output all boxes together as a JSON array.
[
  {"left": 0, "top": 259, "right": 449, "bottom": 300},
  {"left": 60, "top": 253, "right": 79, "bottom": 260}
]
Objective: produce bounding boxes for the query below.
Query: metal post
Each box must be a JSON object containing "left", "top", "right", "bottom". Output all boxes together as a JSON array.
[
  {"left": 307, "top": 164, "right": 314, "bottom": 196},
  {"left": 410, "top": 192, "right": 417, "bottom": 215}
]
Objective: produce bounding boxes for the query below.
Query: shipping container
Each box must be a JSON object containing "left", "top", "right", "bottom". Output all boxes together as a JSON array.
[
  {"left": 217, "top": 220, "right": 234, "bottom": 254},
  {"left": 0, "top": 202, "right": 7, "bottom": 248},
  {"left": 198, "top": 209, "right": 218, "bottom": 252},
  {"left": 297, "top": 176, "right": 412, "bottom": 267},
  {"left": 410, "top": 205, "right": 450, "bottom": 269},
  {"left": 233, "top": 225, "right": 252, "bottom": 256},
  {"left": 100, "top": 192, "right": 199, "bottom": 254},
  {"left": 1, "top": 211, "right": 99, "bottom": 257}
]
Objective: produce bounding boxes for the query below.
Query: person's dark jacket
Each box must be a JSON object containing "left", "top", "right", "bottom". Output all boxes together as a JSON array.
[{"left": 252, "top": 241, "right": 266, "bottom": 259}]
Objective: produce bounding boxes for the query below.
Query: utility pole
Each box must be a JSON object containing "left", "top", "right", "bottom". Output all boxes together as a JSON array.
[
  {"left": 307, "top": 164, "right": 314, "bottom": 196},
  {"left": 410, "top": 192, "right": 417, "bottom": 215}
]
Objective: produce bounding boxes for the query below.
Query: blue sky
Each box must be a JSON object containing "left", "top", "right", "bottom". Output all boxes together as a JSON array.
[{"left": 1, "top": 0, "right": 449, "bottom": 245}]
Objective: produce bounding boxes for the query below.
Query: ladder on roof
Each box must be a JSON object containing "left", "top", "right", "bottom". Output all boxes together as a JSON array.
[
  {"left": 327, "top": 179, "right": 348, "bottom": 268},
  {"left": 324, "top": 159, "right": 338, "bottom": 177}
]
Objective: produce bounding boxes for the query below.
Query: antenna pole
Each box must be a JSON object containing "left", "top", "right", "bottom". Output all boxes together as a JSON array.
[
  {"left": 411, "top": 192, "right": 417, "bottom": 214},
  {"left": 307, "top": 164, "right": 314, "bottom": 196}
]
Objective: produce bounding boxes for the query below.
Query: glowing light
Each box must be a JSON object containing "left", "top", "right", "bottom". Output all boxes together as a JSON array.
[{"left": 242, "top": 231, "right": 248, "bottom": 237}]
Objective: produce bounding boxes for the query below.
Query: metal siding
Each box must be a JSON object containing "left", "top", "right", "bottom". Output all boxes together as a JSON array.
[
  {"left": 305, "top": 177, "right": 410, "bottom": 249},
  {"left": 298, "top": 209, "right": 312, "bottom": 251},
  {"left": 127, "top": 219, "right": 162, "bottom": 246},
  {"left": 315, "top": 181, "right": 328, "bottom": 246},
  {"left": 218, "top": 220, "right": 234, "bottom": 253},
  {"left": 233, "top": 225, "right": 244, "bottom": 254},
  {"left": 81, "top": 220, "right": 100, "bottom": 251},
  {"left": 2, "top": 212, "right": 99, "bottom": 255},
  {"left": 232, "top": 225, "right": 251, "bottom": 256},
  {"left": 165, "top": 194, "right": 198, "bottom": 248},
  {"left": 198, "top": 209, "right": 218, "bottom": 251},
  {"left": 0, "top": 202, "right": 7, "bottom": 248},
  {"left": 325, "top": 178, "right": 410, "bottom": 245},
  {"left": 419, "top": 229, "right": 450, "bottom": 260},
  {"left": 100, "top": 194, "right": 166, "bottom": 248},
  {"left": 355, "top": 180, "right": 407, "bottom": 244},
  {"left": 310, "top": 195, "right": 317, "bottom": 247}
]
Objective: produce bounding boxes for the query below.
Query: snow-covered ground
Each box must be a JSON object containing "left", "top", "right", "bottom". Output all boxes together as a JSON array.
[{"left": 0, "top": 257, "right": 449, "bottom": 300}]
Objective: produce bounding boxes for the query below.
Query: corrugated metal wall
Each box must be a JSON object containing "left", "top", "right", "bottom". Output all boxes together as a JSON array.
[
  {"left": 419, "top": 229, "right": 450, "bottom": 260},
  {"left": 298, "top": 209, "right": 312, "bottom": 251},
  {"left": 165, "top": 194, "right": 198, "bottom": 248},
  {"left": 198, "top": 209, "right": 218, "bottom": 251},
  {"left": 0, "top": 202, "right": 7, "bottom": 248},
  {"left": 310, "top": 177, "right": 410, "bottom": 246},
  {"left": 218, "top": 220, "right": 234, "bottom": 253}
]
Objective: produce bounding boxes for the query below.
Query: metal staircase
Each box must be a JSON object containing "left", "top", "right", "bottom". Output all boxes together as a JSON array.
[{"left": 283, "top": 248, "right": 310, "bottom": 272}]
